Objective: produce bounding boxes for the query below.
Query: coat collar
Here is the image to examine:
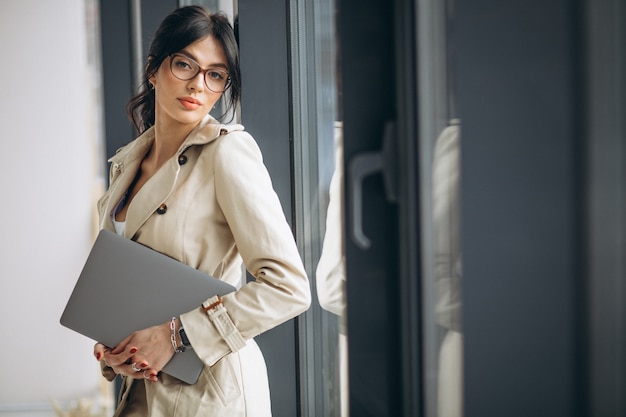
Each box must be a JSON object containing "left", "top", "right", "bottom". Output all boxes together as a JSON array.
[{"left": 109, "top": 115, "right": 244, "bottom": 165}]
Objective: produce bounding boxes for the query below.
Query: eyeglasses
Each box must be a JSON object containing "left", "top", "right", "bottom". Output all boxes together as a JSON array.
[{"left": 169, "top": 53, "right": 231, "bottom": 93}]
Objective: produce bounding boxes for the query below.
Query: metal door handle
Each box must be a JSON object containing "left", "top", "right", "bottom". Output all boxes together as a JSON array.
[{"left": 348, "top": 121, "right": 397, "bottom": 249}]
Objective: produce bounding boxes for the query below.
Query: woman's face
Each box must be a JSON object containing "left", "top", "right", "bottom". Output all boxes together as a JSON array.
[{"left": 150, "top": 35, "right": 228, "bottom": 129}]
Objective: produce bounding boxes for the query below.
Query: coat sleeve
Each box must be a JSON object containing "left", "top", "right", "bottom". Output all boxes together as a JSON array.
[
  {"left": 179, "top": 131, "right": 311, "bottom": 366},
  {"left": 315, "top": 126, "right": 346, "bottom": 318}
]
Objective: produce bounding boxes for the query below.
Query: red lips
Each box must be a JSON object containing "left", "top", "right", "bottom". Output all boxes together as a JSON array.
[{"left": 178, "top": 96, "right": 201, "bottom": 110}]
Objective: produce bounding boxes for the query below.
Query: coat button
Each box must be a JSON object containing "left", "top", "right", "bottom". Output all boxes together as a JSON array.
[
  {"left": 178, "top": 154, "right": 188, "bottom": 165},
  {"left": 156, "top": 204, "right": 167, "bottom": 215}
]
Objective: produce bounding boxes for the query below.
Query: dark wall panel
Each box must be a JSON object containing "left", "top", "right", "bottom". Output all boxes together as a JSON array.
[
  {"left": 456, "top": 1, "right": 586, "bottom": 416},
  {"left": 237, "top": 1, "right": 298, "bottom": 417},
  {"left": 100, "top": 1, "right": 136, "bottom": 162},
  {"left": 100, "top": 0, "right": 177, "bottom": 163}
]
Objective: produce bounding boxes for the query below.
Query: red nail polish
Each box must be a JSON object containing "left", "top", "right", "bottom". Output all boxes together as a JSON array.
[
  {"left": 141, "top": 362, "right": 148, "bottom": 368},
  {"left": 130, "top": 347, "right": 138, "bottom": 354},
  {"left": 96, "top": 353, "right": 101, "bottom": 360}
]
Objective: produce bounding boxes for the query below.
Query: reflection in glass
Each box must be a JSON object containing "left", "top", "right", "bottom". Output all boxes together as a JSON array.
[
  {"left": 417, "top": 0, "right": 463, "bottom": 416},
  {"left": 432, "top": 120, "right": 462, "bottom": 417},
  {"left": 315, "top": 120, "right": 347, "bottom": 417},
  {"left": 316, "top": 122, "right": 345, "bottom": 319}
]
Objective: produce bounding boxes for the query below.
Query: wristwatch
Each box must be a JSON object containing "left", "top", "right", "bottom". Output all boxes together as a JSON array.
[{"left": 178, "top": 326, "right": 192, "bottom": 349}]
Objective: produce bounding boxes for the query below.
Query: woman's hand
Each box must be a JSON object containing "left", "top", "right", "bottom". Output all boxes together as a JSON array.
[
  {"left": 93, "top": 321, "right": 174, "bottom": 382},
  {"left": 94, "top": 342, "right": 155, "bottom": 381}
]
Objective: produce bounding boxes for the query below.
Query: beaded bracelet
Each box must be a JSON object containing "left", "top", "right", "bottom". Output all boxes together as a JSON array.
[{"left": 170, "top": 317, "right": 185, "bottom": 353}]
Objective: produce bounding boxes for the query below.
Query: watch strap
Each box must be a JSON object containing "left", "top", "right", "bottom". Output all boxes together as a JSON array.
[{"left": 178, "top": 326, "right": 192, "bottom": 347}]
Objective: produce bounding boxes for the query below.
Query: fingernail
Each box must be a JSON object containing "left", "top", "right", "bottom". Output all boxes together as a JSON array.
[
  {"left": 141, "top": 362, "right": 148, "bottom": 368},
  {"left": 130, "top": 347, "right": 138, "bottom": 354},
  {"left": 96, "top": 353, "right": 101, "bottom": 360}
]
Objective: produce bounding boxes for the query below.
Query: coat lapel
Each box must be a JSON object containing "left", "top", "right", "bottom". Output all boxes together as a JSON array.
[
  {"left": 103, "top": 115, "right": 245, "bottom": 240},
  {"left": 123, "top": 156, "right": 180, "bottom": 240},
  {"left": 100, "top": 130, "right": 154, "bottom": 233}
]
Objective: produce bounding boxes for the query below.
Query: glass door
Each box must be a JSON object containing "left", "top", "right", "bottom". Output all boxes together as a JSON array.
[
  {"left": 336, "top": 0, "right": 405, "bottom": 415},
  {"left": 332, "top": 0, "right": 462, "bottom": 415}
]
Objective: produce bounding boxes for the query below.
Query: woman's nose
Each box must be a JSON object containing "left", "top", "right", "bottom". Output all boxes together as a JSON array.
[{"left": 188, "top": 71, "right": 205, "bottom": 91}]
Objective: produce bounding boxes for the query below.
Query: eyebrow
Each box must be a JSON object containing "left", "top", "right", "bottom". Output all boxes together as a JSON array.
[{"left": 175, "top": 50, "right": 228, "bottom": 70}]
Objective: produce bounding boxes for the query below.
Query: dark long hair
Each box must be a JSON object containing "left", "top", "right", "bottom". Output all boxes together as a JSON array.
[{"left": 126, "top": 6, "right": 241, "bottom": 133}]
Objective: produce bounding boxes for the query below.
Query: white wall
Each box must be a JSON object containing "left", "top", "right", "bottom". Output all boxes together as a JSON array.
[{"left": 0, "top": 0, "right": 107, "bottom": 413}]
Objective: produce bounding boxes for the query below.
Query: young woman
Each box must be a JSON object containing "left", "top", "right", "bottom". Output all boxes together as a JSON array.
[{"left": 93, "top": 6, "right": 310, "bottom": 416}]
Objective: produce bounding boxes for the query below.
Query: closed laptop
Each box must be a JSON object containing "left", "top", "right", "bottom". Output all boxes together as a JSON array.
[{"left": 60, "top": 229, "right": 236, "bottom": 384}]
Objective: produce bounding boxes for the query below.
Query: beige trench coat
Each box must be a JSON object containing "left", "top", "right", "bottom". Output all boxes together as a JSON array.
[{"left": 97, "top": 115, "right": 311, "bottom": 417}]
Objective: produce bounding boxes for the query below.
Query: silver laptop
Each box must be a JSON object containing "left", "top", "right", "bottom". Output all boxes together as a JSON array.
[{"left": 60, "top": 229, "right": 236, "bottom": 384}]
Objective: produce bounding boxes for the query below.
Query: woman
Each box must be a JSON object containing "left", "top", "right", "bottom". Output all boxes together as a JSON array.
[{"left": 93, "top": 6, "right": 310, "bottom": 417}]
